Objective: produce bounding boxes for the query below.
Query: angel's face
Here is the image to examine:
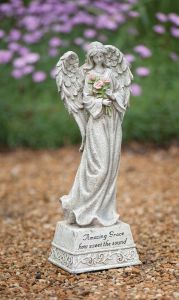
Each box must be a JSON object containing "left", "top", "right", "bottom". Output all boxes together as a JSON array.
[{"left": 93, "top": 52, "right": 105, "bottom": 66}]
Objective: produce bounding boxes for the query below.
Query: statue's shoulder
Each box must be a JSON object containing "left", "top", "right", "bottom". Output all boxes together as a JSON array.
[
  {"left": 106, "top": 67, "right": 113, "bottom": 74},
  {"left": 84, "top": 69, "right": 96, "bottom": 81},
  {"left": 80, "top": 65, "right": 92, "bottom": 80},
  {"left": 105, "top": 67, "right": 116, "bottom": 79}
]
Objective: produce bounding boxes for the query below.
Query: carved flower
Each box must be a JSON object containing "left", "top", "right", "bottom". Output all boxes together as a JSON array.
[
  {"left": 103, "top": 79, "right": 110, "bottom": 84},
  {"left": 93, "top": 80, "right": 104, "bottom": 89},
  {"left": 88, "top": 74, "right": 96, "bottom": 81}
]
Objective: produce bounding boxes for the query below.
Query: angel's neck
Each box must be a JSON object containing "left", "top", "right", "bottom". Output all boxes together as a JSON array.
[{"left": 93, "top": 65, "right": 105, "bottom": 74}]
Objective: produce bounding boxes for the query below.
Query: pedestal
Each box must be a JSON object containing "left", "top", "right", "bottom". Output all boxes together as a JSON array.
[{"left": 49, "top": 221, "right": 141, "bottom": 274}]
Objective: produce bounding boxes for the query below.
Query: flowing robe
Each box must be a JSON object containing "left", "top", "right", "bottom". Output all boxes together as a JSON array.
[{"left": 61, "top": 68, "right": 126, "bottom": 226}]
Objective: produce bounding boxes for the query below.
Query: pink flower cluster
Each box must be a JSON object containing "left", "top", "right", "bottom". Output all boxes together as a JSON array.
[{"left": 93, "top": 79, "right": 110, "bottom": 90}]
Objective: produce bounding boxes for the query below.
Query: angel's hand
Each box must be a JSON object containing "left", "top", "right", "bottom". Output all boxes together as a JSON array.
[
  {"left": 105, "top": 90, "right": 115, "bottom": 100},
  {"left": 102, "top": 99, "right": 112, "bottom": 106}
]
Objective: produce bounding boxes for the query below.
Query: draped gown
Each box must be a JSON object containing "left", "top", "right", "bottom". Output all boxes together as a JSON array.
[{"left": 61, "top": 68, "right": 126, "bottom": 226}]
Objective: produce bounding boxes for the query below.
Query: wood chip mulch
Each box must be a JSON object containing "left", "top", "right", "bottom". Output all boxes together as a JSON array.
[{"left": 0, "top": 145, "right": 178, "bottom": 300}]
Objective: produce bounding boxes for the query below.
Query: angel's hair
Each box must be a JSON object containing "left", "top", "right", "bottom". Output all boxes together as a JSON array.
[{"left": 83, "top": 42, "right": 107, "bottom": 72}]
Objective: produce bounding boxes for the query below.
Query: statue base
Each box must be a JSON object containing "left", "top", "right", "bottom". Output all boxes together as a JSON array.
[{"left": 48, "top": 221, "right": 141, "bottom": 274}]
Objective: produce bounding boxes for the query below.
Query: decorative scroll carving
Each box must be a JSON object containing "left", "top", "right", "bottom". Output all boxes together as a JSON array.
[
  {"left": 50, "top": 246, "right": 73, "bottom": 267},
  {"left": 79, "top": 249, "right": 136, "bottom": 267},
  {"left": 49, "top": 246, "right": 138, "bottom": 269}
]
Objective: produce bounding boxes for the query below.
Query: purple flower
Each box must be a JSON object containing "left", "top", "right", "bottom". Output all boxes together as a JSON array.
[
  {"left": 171, "top": 27, "right": 179, "bottom": 38},
  {"left": 49, "top": 37, "right": 62, "bottom": 47},
  {"left": 169, "top": 52, "right": 179, "bottom": 61},
  {"left": 13, "top": 52, "right": 39, "bottom": 68},
  {"left": 23, "top": 65, "right": 34, "bottom": 75},
  {"left": 8, "top": 29, "right": 21, "bottom": 41},
  {"left": 48, "top": 48, "right": 58, "bottom": 57},
  {"left": 131, "top": 83, "right": 142, "bottom": 96},
  {"left": 24, "top": 53, "right": 40, "bottom": 63},
  {"left": 18, "top": 46, "right": 30, "bottom": 56},
  {"left": 78, "top": 0, "right": 89, "bottom": 5},
  {"left": 23, "top": 34, "right": 35, "bottom": 44},
  {"left": 83, "top": 29, "right": 96, "bottom": 39},
  {"left": 127, "top": 0, "right": 138, "bottom": 3},
  {"left": 156, "top": 12, "right": 168, "bottom": 23},
  {"left": 32, "top": 71, "right": 46, "bottom": 82},
  {"left": 95, "top": 2, "right": 116, "bottom": 13},
  {"left": 119, "top": 3, "right": 131, "bottom": 12},
  {"left": 128, "top": 11, "right": 140, "bottom": 18},
  {"left": 21, "top": 16, "right": 40, "bottom": 31},
  {"left": 57, "top": 24, "right": 72, "bottom": 33},
  {"left": 13, "top": 57, "right": 26, "bottom": 68},
  {"left": 125, "top": 54, "right": 135, "bottom": 63},
  {"left": 0, "top": 3, "right": 13, "bottom": 16},
  {"left": 168, "top": 13, "right": 179, "bottom": 26},
  {"left": 11, "top": 69, "right": 24, "bottom": 79},
  {"left": 134, "top": 45, "right": 152, "bottom": 58},
  {"left": 74, "top": 37, "right": 84, "bottom": 45},
  {"left": 40, "top": 3, "right": 53, "bottom": 14},
  {"left": 57, "top": 15, "right": 69, "bottom": 23},
  {"left": 153, "top": 24, "right": 165, "bottom": 34},
  {"left": 0, "top": 50, "right": 12, "bottom": 64},
  {"left": 60, "top": 3, "right": 76, "bottom": 14},
  {"left": 72, "top": 12, "right": 94, "bottom": 26},
  {"left": 50, "top": 68, "right": 56, "bottom": 79},
  {"left": 136, "top": 67, "right": 150, "bottom": 77},
  {"left": 12, "top": 65, "right": 34, "bottom": 78},
  {"left": 113, "top": 13, "right": 125, "bottom": 24},
  {"left": 40, "top": 14, "right": 54, "bottom": 27},
  {"left": 16, "top": 6, "right": 25, "bottom": 16},
  {"left": 96, "top": 15, "right": 117, "bottom": 30},
  {"left": 8, "top": 42, "right": 21, "bottom": 52},
  {"left": 23, "top": 31, "right": 43, "bottom": 44}
]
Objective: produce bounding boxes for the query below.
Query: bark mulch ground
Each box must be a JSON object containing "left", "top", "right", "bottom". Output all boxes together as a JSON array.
[{"left": 0, "top": 145, "right": 178, "bottom": 300}]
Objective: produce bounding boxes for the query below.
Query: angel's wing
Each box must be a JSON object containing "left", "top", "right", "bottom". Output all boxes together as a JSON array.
[
  {"left": 56, "top": 51, "right": 88, "bottom": 151},
  {"left": 105, "top": 45, "right": 133, "bottom": 108}
]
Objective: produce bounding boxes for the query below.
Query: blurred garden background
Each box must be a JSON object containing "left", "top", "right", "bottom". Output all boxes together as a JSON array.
[
  {"left": 0, "top": 0, "right": 179, "bottom": 148},
  {"left": 1, "top": 2, "right": 179, "bottom": 298}
]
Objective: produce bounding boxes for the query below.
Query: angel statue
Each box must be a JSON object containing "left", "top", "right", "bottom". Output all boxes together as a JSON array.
[{"left": 56, "top": 41, "right": 133, "bottom": 227}]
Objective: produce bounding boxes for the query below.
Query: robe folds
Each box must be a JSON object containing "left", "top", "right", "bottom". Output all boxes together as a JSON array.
[{"left": 61, "top": 68, "right": 126, "bottom": 226}]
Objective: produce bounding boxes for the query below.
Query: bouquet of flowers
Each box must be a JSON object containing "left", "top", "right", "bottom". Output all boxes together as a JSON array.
[{"left": 88, "top": 75, "right": 112, "bottom": 117}]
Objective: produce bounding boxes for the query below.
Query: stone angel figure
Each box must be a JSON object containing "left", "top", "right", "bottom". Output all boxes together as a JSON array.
[{"left": 55, "top": 42, "right": 133, "bottom": 227}]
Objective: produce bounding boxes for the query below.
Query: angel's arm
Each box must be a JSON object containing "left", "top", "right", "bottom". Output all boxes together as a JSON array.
[
  {"left": 83, "top": 75, "right": 103, "bottom": 119},
  {"left": 106, "top": 71, "right": 126, "bottom": 113}
]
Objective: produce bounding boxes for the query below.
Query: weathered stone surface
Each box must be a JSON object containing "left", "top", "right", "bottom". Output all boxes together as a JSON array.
[
  {"left": 55, "top": 42, "right": 133, "bottom": 227},
  {"left": 49, "top": 221, "right": 141, "bottom": 273}
]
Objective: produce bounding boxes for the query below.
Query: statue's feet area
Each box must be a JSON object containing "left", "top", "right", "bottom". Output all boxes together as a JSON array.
[{"left": 49, "top": 221, "right": 141, "bottom": 273}]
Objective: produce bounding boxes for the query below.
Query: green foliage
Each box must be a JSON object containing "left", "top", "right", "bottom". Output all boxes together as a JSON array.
[
  {"left": 0, "top": 76, "right": 80, "bottom": 148},
  {"left": 0, "top": 0, "right": 179, "bottom": 148},
  {"left": 1, "top": 48, "right": 178, "bottom": 148},
  {"left": 123, "top": 43, "right": 179, "bottom": 145}
]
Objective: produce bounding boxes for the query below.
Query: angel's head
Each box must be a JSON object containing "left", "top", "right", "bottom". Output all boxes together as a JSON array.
[{"left": 84, "top": 42, "right": 107, "bottom": 71}]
